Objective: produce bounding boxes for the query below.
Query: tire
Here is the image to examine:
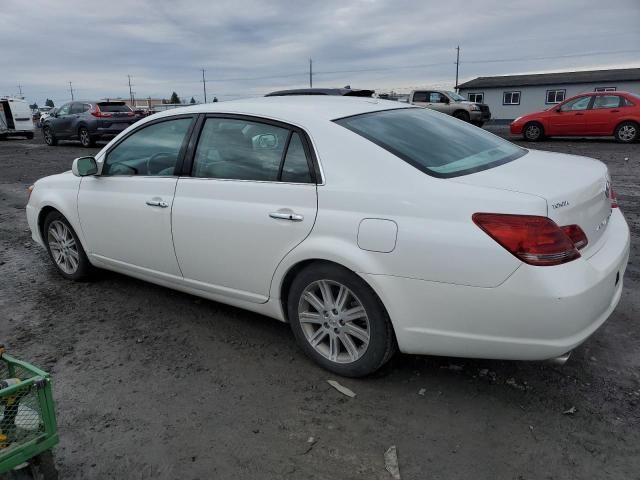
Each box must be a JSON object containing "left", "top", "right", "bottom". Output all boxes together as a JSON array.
[
  {"left": 79, "top": 127, "right": 96, "bottom": 147},
  {"left": 614, "top": 121, "right": 638, "bottom": 143},
  {"left": 288, "top": 263, "right": 396, "bottom": 377},
  {"left": 32, "top": 451, "right": 59, "bottom": 480},
  {"left": 25, "top": 132, "right": 34, "bottom": 140},
  {"left": 43, "top": 211, "right": 93, "bottom": 281},
  {"left": 42, "top": 127, "right": 58, "bottom": 146},
  {"left": 453, "top": 111, "right": 470, "bottom": 123},
  {"left": 523, "top": 122, "right": 544, "bottom": 141}
]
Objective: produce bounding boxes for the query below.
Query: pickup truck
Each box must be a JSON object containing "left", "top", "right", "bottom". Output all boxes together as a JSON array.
[{"left": 408, "top": 90, "right": 491, "bottom": 127}]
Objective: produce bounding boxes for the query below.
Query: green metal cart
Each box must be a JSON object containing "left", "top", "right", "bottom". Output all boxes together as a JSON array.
[{"left": 0, "top": 346, "right": 58, "bottom": 479}]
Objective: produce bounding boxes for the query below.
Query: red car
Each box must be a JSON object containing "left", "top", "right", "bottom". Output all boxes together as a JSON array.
[{"left": 510, "top": 91, "right": 640, "bottom": 143}]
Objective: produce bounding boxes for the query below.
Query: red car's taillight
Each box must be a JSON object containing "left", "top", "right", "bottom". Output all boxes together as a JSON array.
[
  {"left": 610, "top": 186, "right": 618, "bottom": 208},
  {"left": 473, "top": 213, "right": 581, "bottom": 266}
]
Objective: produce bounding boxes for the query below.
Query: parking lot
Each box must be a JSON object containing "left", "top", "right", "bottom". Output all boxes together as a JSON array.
[{"left": 0, "top": 132, "right": 638, "bottom": 479}]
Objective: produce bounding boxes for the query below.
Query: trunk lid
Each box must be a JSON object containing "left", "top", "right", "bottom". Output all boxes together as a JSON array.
[
  {"left": 452, "top": 149, "right": 612, "bottom": 256},
  {"left": 96, "top": 102, "right": 136, "bottom": 128}
]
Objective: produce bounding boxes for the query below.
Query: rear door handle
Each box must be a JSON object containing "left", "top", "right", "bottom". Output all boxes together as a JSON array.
[
  {"left": 575, "top": 112, "right": 584, "bottom": 115},
  {"left": 611, "top": 110, "right": 620, "bottom": 113},
  {"left": 269, "top": 212, "right": 303, "bottom": 222},
  {"left": 146, "top": 199, "right": 169, "bottom": 208}
]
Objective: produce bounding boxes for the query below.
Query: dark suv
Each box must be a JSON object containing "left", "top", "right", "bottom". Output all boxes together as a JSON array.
[{"left": 42, "top": 101, "right": 138, "bottom": 147}]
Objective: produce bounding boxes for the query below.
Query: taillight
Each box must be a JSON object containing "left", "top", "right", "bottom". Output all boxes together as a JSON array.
[
  {"left": 561, "top": 224, "right": 588, "bottom": 250},
  {"left": 473, "top": 213, "right": 580, "bottom": 266},
  {"left": 610, "top": 186, "right": 618, "bottom": 208},
  {"left": 90, "top": 105, "right": 112, "bottom": 118}
]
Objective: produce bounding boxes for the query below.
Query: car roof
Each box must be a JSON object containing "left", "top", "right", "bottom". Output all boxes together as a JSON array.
[
  {"left": 266, "top": 88, "right": 375, "bottom": 97},
  {"left": 147, "top": 96, "right": 413, "bottom": 127}
]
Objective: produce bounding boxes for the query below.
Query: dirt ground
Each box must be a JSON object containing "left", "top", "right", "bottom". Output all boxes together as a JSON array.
[{"left": 0, "top": 131, "right": 638, "bottom": 480}]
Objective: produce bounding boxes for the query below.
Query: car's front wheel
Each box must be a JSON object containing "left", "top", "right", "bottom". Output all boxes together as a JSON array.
[
  {"left": 614, "top": 121, "right": 638, "bottom": 143},
  {"left": 288, "top": 263, "right": 396, "bottom": 377},
  {"left": 523, "top": 122, "right": 544, "bottom": 141},
  {"left": 43, "top": 126, "right": 58, "bottom": 146},
  {"left": 79, "top": 127, "right": 96, "bottom": 147},
  {"left": 43, "top": 211, "right": 93, "bottom": 281}
]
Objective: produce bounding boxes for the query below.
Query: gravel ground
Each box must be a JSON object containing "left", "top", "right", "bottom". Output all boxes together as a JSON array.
[{"left": 0, "top": 131, "right": 638, "bottom": 480}]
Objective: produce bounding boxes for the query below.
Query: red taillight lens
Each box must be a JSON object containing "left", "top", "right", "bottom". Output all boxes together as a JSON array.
[
  {"left": 561, "top": 224, "right": 588, "bottom": 250},
  {"left": 90, "top": 105, "right": 112, "bottom": 118},
  {"left": 473, "top": 213, "right": 580, "bottom": 266},
  {"left": 610, "top": 187, "right": 618, "bottom": 208}
]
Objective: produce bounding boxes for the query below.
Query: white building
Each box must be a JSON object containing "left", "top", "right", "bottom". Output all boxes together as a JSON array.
[{"left": 457, "top": 68, "right": 640, "bottom": 121}]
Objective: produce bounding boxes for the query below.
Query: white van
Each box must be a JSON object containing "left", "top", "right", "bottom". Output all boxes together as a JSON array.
[{"left": 0, "top": 97, "right": 35, "bottom": 139}]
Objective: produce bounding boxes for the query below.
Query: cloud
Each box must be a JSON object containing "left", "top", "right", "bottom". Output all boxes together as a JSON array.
[{"left": 2, "top": 0, "right": 639, "bottom": 104}]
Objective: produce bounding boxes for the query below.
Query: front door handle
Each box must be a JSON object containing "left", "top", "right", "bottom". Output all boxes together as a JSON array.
[
  {"left": 146, "top": 199, "right": 169, "bottom": 208},
  {"left": 270, "top": 212, "right": 303, "bottom": 222},
  {"left": 574, "top": 112, "right": 584, "bottom": 115},
  {"left": 611, "top": 110, "right": 620, "bottom": 113}
]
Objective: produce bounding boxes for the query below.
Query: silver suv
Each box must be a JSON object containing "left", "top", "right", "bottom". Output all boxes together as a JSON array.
[{"left": 408, "top": 90, "right": 491, "bottom": 127}]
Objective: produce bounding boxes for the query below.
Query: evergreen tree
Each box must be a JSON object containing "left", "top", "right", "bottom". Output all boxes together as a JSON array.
[
  {"left": 190, "top": 97, "right": 196, "bottom": 104},
  {"left": 169, "top": 92, "right": 181, "bottom": 104},
  {"left": 213, "top": 97, "right": 218, "bottom": 103},
  {"left": 45, "top": 99, "right": 54, "bottom": 107}
]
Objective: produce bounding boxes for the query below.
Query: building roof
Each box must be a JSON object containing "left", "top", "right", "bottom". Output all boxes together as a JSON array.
[{"left": 457, "top": 68, "right": 640, "bottom": 89}]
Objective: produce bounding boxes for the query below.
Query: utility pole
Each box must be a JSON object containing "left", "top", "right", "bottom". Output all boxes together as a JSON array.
[
  {"left": 454, "top": 45, "right": 460, "bottom": 92},
  {"left": 201, "top": 69, "right": 207, "bottom": 103},
  {"left": 17, "top": 85, "right": 23, "bottom": 97},
  {"left": 128, "top": 75, "right": 135, "bottom": 106},
  {"left": 68, "top": 81, "right": 74, "bottom": 100},
  {"left": 309, "top": 58, "right": 313, "bottom": 88}
]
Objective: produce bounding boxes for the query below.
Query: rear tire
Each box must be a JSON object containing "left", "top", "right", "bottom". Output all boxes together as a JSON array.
[
  {"left": 453, "top": 111, "right": 470, "bottom": 123},
  {"left": 79, "top": 127, "right": 96, "bottom": 147},
  {"left": 43, "top": 211, "right": 93, "bottom": 281},
  {"left": 523, "top": 122, "right": 544, "bottom": 141},
  {"left": 614, "top": 121, "right": 638, "bottom": 143},
  {"left": 25, "top": 132, "right": 34, "bottom": 140},
  {"left": 43, "top": 127, "right": 58, "bottom": 146},
  {"left": 288, "top": 263, "right": 396, "bottom": 377}
]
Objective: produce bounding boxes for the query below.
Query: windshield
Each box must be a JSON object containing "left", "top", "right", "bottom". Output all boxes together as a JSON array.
[
  {"left": 445, "top": 91, "right": 466, "bottom": 101},
  {"left": 334, "top": 108, "right": 526, "bottom": 178}
]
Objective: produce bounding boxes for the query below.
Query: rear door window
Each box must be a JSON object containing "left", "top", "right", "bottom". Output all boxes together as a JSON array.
[
  {"left": 592, "top": 96, "right": 621, "bottom": 109},
  {"left": 412, "top": 92, "right": 428, "bottom": 102},
  {"left": 70, "top": 103, "right": 84, "bottom": 114}
]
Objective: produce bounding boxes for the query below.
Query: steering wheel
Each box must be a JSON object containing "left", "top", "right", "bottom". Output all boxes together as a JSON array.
[{"left": 146, "top": 152, "right": 173, "bottom": 175}]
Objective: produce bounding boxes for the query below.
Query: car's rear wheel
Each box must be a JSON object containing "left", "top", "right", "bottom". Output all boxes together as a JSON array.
[
  {"left": 288, "top": 263, "right": 396, "bottom": 377},
  {"left": 43, "top": 127, "right": 58, "bottom": 146},
  {"left": 43, "top": 211, "right": 93, "bottom": 281},
  {"left": 25, "top": 132, "right": 34, "bottom": 140},
  {"left": 453, "top": 111, "right": 470, "bottom": 122},
  {"left": 523, "top": 122, "right": 544, "bottom": 141},
  {"left": 79, "top": 127, "right": 96, "bottom": 147},
  {"left": 614, "top": 121, "right": 638, "bottom": 143}
]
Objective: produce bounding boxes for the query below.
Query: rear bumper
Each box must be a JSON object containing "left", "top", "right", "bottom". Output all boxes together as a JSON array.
[{"left": 364, "top": 208, "right": 630, "bottom": 361}]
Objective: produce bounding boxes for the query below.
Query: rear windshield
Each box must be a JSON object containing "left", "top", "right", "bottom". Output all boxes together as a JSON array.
[
  {"left": 97, "top": 102, "right": 132, "bottom": 112},
  {"left": 334, "top": 108, "right": 526, "bottom": 178}
]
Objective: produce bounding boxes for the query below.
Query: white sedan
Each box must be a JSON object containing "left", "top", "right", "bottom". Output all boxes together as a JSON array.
[{"left": 26, "top": 97, "right": 630, "bottom": 377}]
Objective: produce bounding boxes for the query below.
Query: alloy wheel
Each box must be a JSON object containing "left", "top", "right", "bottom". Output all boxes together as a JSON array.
[
  {"left": 298, "top": 279, "right": 370, "bottom": 364},
  {"left": 44, "top": 128, "right": 53, "bottom": 145},
  {"left": 618, "top": 124, "right": 636, "bottom": 142},
  {"left": 80, "top": 129, "right": 90, "bottom": 147},
  {"left": 525, "top": 124, "right": 540, "bottom": 140},
  {"left": 47, "top": 220, "right": 80, "bottom": 274}
]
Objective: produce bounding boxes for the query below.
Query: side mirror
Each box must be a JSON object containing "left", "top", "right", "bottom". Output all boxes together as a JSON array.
[
  {"left": 253, "top": 133, "right": 279, "bottom": 149},
  {"left": 72, "top": 156, "right": 98, "bottom": 177}
]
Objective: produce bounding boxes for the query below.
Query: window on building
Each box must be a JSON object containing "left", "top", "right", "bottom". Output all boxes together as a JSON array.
[
  {"left": 468, "top": 92, "right": 484, "bottom": 103},
  {"left": 502, "top": 91, "right": 520, "bottom": 105},
  {"left": 545, "top": 89, "right": 566, "bottom": 104},
  {"left": 594, "top": 87, "right": 616, "bottom": 92}
]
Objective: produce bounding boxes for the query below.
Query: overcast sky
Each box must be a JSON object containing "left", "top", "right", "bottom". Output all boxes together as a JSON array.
[{"left": 2, "top": 0, "right": 639, "bottom": 105}]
